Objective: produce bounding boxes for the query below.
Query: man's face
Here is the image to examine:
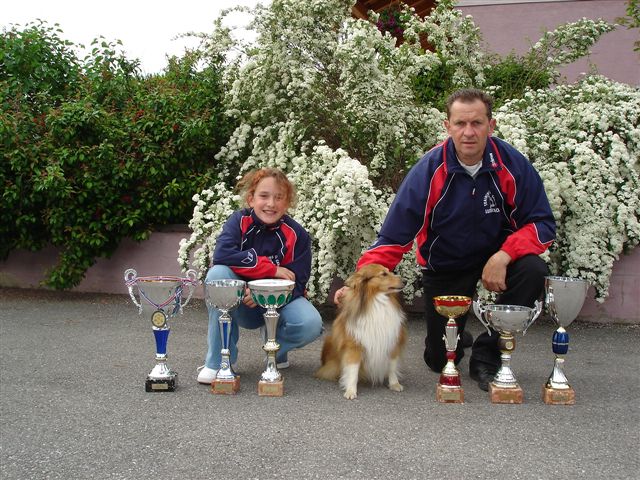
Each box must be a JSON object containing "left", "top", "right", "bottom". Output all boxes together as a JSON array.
[{"left": 444, "top": 99, "right": 496, "bottom": 166}]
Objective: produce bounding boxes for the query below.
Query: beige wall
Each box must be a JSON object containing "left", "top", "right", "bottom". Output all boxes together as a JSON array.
[{"left": 459, "top": 0, "right": 639, "bottom": 85}]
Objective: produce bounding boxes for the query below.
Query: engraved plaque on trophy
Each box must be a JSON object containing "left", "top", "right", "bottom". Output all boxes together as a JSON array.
[
  {"left": 543, "top": 276, "right": 589, "bottom": 405},
  {"left": 204, "top": 279, "right": 246, "bottom": 395},
  {"left": 433, "top": 295, "right": 472, "bottom": 403},
  {"left": 124, "top": 269, "right": 197, "bottom": 392},
  {"left": 474, "top": 300, "right": 542, "bottom": 404},
  {"left": 247, "top": 279, "right": 295, "bottom": 397}
]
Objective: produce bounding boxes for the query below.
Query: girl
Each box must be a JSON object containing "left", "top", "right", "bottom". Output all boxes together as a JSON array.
[{"left": 197, "top": 168, "right": 323, "bottom": 384}]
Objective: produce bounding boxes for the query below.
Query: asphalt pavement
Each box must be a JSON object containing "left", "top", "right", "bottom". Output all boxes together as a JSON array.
[{"left": 1, "top": 287, "right": 638, "bottom": 480}]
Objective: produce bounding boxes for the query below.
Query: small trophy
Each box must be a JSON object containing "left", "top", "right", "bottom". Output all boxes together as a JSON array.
[
  {"left": 247, "top": 279, "right": 295, "bottom": 397},
  {"left": 543, "top": 276, "right": 589, "bottom": 405},
  {"left": 124, "top": 269, "right": 197, "bottom": 392},
  {"left": 433, "top": 295, "right": 472, "bottom": 403},
  {"left": 473, "top": 301, "right": 542, "bottom": 404},
  {"left": 203, "top": 279, "right": 246, "bottom": 395}
]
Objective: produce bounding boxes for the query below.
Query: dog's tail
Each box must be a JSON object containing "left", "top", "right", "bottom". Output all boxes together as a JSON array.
[
  {"left": 315, "top": 338, "right": 340, "bottom": 382},
  {"left": 315, "top": 361, "right": 340, "bottom": 382}
]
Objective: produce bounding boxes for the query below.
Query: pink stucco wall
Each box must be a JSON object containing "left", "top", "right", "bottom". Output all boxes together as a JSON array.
[
  {"left": 1, "top": 230, "right": 638, "bottom": 323},
  {"left": 459, "top": 0, "right": 639, "bottom": 85}
]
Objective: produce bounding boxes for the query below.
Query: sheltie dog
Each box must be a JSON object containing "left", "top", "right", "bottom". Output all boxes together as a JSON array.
[{"left": 315, "top": 263, "right": 407, "bottom": 399}]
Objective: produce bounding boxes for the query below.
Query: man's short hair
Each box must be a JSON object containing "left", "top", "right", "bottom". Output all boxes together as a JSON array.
[{"left": 445, "top": 89, "right": 494, "bottom": 120}]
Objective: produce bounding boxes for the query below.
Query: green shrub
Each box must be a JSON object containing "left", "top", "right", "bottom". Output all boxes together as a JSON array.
[{"left": 1, "top": 22, "right": 234, "bottom": 288}]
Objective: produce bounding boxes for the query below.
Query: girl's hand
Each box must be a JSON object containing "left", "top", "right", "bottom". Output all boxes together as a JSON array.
[
  {"left": 275, "top": 266, "right": 296, "bottom": 282},
  {"left": 243, "top": 287, "right": 257, "bottom": 308}
]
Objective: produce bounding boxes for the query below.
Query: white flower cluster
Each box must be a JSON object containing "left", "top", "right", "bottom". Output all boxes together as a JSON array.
[
  {"left": 177, "top": 0, "right": 638, "bottom": 306},
  {"left": 178, "top": 183, "right": 240, "bottom": 280},
  {"left": 495, "top": 76, "right": 640, "bottom": 301}
]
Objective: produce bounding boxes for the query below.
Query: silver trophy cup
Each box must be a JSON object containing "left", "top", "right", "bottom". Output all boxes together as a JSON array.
[
  {"left": 473, "top": 300, "right": 542, "bottom": 403},
  {"left": 203, "top": 279, "right": 246, "bottom": 394},
  {"left": 543, "top": 276, "right": 589, "bottom": 404},
  {"left": 247, "top": 279, "right": 295, "bottom": 397},
  {"left": 124, "top": 269, "right": 197, "bottom": 392}
]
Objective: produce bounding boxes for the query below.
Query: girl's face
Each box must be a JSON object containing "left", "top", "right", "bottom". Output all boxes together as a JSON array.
[{"left": 248, "top": 176, "right": 289, "bottom": 225}]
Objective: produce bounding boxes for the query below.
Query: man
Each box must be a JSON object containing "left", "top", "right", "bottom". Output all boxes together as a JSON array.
[{"left": 335, "top": 89, "right": 556, "bottom": 391}]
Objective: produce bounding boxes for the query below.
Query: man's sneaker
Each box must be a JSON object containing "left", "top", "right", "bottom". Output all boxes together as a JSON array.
[{"left": 196, "top": 363, "right": 238, "bottom": 384}]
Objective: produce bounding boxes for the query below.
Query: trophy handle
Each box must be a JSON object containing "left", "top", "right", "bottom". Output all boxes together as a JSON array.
[
  {"left": 124, "top": 268, "right": 142, "bottom": 313},
  {"left": 179, "top": 269, "right": 199, "bottom": 310},
  {"left": 523, "top": 300, "right": 543, "bottom": 335},
  {"left": 472, "top": 299, "right": 492, "bottom": 336},
  {"left": 545, "top": 284, "right": 558, "bottom": 322}
]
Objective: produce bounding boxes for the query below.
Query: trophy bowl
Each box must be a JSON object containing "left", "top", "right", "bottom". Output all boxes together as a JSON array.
[
  {"left": 476, "top": 303, "right": 541, "bottom": 335},
  {"left": 545, "top": 276, "right": 589, "bottom": 328},
  {"left": 204, "top": 279, "right": 246, "bottom": 394},
  {"left": 248, "top": 279, "right": 295, "bottom": 309},
  {"left": 247, "top": 279, "right": 295, "bottom": 397}
]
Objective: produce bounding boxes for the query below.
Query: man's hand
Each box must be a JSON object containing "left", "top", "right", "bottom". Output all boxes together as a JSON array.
[
  {"left": 333, "top": 286, "right": 349, "bottom": 305},
  {"left": 275, "top": 266, "right": 296, "bottom": 281},
  {"left": 482, "top": 250, "right": 512, "bottom": 292}
]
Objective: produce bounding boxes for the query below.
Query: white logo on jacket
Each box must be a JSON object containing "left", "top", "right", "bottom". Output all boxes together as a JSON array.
[{"left": 483, "top": 191, "right": 500, "bottom": 214}]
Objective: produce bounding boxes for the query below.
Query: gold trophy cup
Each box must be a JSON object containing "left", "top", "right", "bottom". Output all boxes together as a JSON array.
[{"left": 433, "top": 295, "right": 472, "bottom": 403}]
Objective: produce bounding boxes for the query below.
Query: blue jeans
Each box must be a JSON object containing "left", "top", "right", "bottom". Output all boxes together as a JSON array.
[{"left": 204, "top": 265, "right": 323, "bottom": 369}]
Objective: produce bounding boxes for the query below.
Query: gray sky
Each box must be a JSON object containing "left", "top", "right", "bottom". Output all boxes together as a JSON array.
[{"left": 2, "top": 0, "right": 263, "bottom": 75}]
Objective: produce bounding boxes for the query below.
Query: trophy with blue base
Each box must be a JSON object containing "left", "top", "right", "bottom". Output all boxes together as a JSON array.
[
  {"left": 433, "top": 295, "right": 472, "bottom": 403},
  {"left": 204, "top": 279, "right": 246, "bottom": 395},
  {"left": 247, "top": 279, "right": 295, "bottom": 397},
  {"left": 474, "top": 301, "right": 542, "bottom": 404},
  {"left": 124, "top": 269, "right": 197, "bottom": 392},
  {"left": 543, "top": 276, "right": 589, "bottom": 405}
]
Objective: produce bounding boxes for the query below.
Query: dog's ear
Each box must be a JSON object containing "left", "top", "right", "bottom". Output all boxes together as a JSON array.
[{"left": 344, "top": 270, "right": 360, "bottom": 289}]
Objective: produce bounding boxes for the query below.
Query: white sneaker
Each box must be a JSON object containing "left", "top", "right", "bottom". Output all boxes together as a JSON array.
[
  {"left": 196, "top": 366, "right": 218, "bottom": 384},
  {"left": 196, "top": 363, "right": 238, "bottom": 384}
]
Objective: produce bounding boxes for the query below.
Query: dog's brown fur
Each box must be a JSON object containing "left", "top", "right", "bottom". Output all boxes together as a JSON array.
[{"left": 315, "top": 264, "right": 407, "bottom": 399}]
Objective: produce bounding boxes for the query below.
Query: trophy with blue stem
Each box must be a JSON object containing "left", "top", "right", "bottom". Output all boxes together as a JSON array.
[
  {"left": 203, "top": 279, "right": 246, "bottom": 394},
  {"left": 543, "top": 276, "right": 589, "bottom": 405},
  {"left": 124, "top": 269, "right": 197, "bottom": 392}
]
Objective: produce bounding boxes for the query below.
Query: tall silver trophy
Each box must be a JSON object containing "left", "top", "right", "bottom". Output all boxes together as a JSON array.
[
  {"left": 203, "top": 279, "right": 246, "bottom": 395},
  {"left": 247, "top": 279, "right": 295, "bottom": 397},
  {"left": 543, "top": 276, "right": 589, "bottom": 405},
  {"left": 124, "top": 269, "right": 197, "bottom": 392},
  {"left": 473, "top": 301, "right": 542, "bottom": 404}
]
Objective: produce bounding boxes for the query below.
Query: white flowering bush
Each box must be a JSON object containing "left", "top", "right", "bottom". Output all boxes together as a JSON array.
[
  {"left": 179, "top": 0, "right": 638, "bottom": 304},
  {"left": 495, "top": 76, "right": 640, "bottom": 300}
]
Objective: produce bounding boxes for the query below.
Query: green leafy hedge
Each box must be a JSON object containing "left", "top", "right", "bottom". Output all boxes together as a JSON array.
[{"left": 1, "top": 22, "right": 234, "bottom": 288}]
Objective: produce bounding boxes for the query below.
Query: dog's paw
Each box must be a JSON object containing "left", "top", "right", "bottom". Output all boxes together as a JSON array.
[
  {"left": 343, "top": 388, "right": 358, "bottom": 400},
  {"left": 388, "top": 382, "right": 404, "bottom": 392}
]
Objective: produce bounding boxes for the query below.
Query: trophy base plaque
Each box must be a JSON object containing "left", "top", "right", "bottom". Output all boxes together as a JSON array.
[
  {"left": 489, "top": 383, "right": 523, "bottom": 404},
  {"left": 436, "top": 384, "right": 464, "bottom": 403},
  {"left": 145, "top": 377, "right": 176, "bottom": 392},
  {"left": 543, "top": 385, "right": 575, "bottom": 405},
  {"left": 212, "top": 377, "right": 241, "bottom": 395},
  {"left": 258, "top": 379, "right": 284, "bottom": 397}
]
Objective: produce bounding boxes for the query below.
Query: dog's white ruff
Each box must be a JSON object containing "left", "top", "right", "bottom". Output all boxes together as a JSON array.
[{"left": 345, "top": 293, "right": 405, "bottom": 385}]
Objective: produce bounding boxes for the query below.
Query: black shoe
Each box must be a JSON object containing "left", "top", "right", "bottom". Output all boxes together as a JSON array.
[
  {"left": 461, "top": 330, "right": 473, "bottom": 349},
  {"left": 469, "top": 365, "right": 497, "bottom": 392}
]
